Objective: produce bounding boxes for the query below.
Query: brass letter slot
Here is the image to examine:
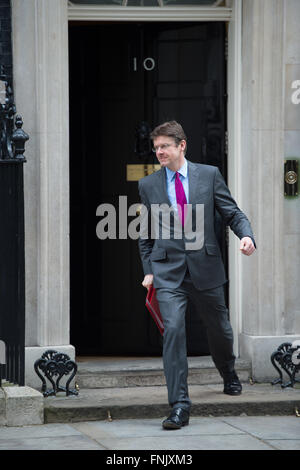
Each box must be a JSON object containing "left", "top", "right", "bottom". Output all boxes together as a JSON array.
[{"left": 126, "top": 164, "right": 161, "bottom": 182}]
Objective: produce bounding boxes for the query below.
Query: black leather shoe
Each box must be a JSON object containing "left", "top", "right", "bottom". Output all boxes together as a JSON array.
[
  {"left": 162, "top": 408, "right": 190, "bottom": 430},
  {"left": 223, "top": 371, "right": 242, "bottom": 396}
]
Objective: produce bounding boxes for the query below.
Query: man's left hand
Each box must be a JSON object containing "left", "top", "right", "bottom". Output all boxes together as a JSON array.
[{"left": 240, "top": 237, "right": 255, "bottom": 256}]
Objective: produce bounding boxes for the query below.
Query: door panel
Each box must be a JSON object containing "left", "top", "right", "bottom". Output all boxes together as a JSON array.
[
  {"left": 69, "top": 22, "right": 226, "bottom": 356},
  {"left": 146, "top": 22, "right": 227, "bottom": 354}
]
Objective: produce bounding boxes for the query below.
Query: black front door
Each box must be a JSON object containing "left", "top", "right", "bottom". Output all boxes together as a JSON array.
[{"left": 69, "top": 22, "right": 227, "bottom": 356}]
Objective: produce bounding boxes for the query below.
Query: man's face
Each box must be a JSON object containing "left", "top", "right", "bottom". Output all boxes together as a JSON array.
[{"left": 153, "top": 136, "right": 186, "bottom": 171}]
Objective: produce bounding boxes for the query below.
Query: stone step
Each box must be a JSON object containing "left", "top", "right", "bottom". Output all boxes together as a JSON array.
[
  {"left": 1, "top": 386, "right": 44, "bottom": 426},
  {"left": 43, "top": 382, "right": 300, "bottom": 424},
  {"left": 75, "top": 356, "right": 252, "bottom": 389}
]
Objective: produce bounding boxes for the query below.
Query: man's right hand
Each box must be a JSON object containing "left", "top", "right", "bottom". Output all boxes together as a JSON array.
[{"left": 142, "top": 274, "right": 154, "bottom": 290}]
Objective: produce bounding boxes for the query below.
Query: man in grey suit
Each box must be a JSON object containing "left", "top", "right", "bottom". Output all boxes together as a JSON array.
[{"left": 138, "top": 121, "right": 256, "bottom": 430}]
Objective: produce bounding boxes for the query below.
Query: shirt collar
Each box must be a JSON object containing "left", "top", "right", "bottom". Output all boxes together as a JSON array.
[{"left": 166, "top": 158, "right": 188, "bottom": 181}]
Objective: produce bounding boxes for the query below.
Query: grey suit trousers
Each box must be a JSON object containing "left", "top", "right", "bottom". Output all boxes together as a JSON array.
[{"left": 156, "top": 270, "right": 235, "bottom": 411}]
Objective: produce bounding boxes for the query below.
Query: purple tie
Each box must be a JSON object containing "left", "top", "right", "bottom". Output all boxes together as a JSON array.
[{"left": 175, "top": 172, "right": 187, "bottom": 226}]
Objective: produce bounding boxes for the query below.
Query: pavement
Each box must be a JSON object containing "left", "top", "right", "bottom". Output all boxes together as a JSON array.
[{"left": 0, "top": 415, "right": 300, "bottom": 450}]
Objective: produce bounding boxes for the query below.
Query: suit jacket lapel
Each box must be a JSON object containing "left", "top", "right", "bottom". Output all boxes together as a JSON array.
[
  {"left": 159, "top": 167, "right": 172, "bottom": 206},
  {"left": 187, "top": 160, "right": 199, "bottom": 206}
]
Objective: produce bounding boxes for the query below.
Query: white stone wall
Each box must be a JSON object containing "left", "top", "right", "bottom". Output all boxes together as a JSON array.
[
  {"left": 240, "top": 0, "right": 285, "bottom": 338},
  {"left": 283, "top": 0, "right": 300, "bottom": 334},
  {"left": 11, "top": 0, "right": 70, "bottom": 349},
  {"left": 240, "top": 0, "right": 300, "bottom": 380}
]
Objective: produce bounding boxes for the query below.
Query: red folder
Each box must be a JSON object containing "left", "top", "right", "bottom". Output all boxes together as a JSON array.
[{"left": 145, "top": 286, "right": 164, "bottom": 336}]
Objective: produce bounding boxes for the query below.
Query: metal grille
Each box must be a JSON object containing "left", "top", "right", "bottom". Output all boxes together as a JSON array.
[{"left": 0, "top": 69, "right": 28, "bottom": 387}]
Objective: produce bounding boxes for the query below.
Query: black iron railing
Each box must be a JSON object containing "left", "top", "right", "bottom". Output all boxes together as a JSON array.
[{"left": 0, "top": 66, "right": 28, "bottom": 387}]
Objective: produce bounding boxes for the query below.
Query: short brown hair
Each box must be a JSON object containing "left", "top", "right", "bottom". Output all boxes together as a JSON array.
[{"left": 150, "top": 121, "right": 187, "bottom": 146}]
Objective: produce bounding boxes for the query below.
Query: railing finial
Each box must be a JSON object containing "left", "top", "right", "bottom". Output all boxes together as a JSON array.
[{"left": 0, "top": 65, "right": 29, "bottom": 162}]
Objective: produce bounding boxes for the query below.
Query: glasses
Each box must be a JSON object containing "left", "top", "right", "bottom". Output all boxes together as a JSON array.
[{"left": 152, "top": 143, "right": 176, "bottom": 153}]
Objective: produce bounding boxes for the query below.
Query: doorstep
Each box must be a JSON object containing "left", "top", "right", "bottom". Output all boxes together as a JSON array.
[
  {"left": 44, "top": 382, "right": 300, "bottom": 424},
  {"left": 75, "top": 356, "right": 252, "bottom": 389}
]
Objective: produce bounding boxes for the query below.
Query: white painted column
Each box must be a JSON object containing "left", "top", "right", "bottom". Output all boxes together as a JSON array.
[
  {"left": 11, "top": 0, "right": 73, "bottom": 386},
  {"left": 283, "top": 0, "right": 300, "bottom": 335},
  {"left": 239, "top": 0, "right": 300, "bottom": 380}
]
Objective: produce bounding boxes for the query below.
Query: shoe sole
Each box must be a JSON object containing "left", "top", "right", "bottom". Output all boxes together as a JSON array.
[
  {"left": 162, "top": 420, "right": 189, "bottom": 430},
  {"left": 223, "top": 390, "right": 242, "bottom": 396}
]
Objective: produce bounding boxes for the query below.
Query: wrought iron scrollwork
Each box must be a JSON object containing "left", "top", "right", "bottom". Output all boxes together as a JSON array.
[
  {"left": 34, "top": 350, "right": 78, "bottom": 397},
  {"left": 0, "top": 65, "right": 28, "bottom": 162},
  {"left": 271, "top": 341, "right": 300, "bottom": 388}
]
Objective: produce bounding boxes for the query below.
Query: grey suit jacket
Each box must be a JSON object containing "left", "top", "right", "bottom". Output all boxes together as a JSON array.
[{"left": 138, "top": 160, "right": 255, "bottom": 290}]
